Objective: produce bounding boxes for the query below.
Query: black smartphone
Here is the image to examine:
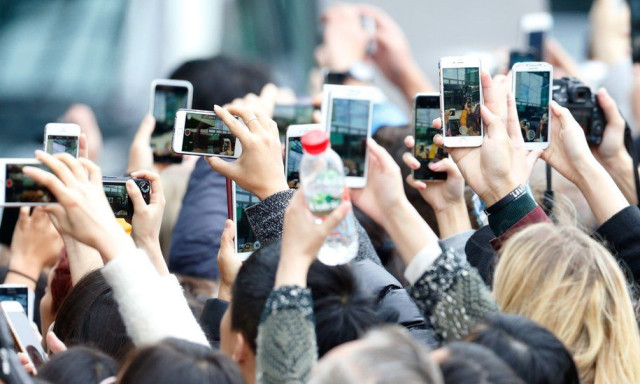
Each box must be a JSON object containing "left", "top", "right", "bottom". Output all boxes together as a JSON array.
[
  {"left": 149, "top": 80, "right": 193, "bottom": 164},
  {"left": 413, "top": 93, "right": 447, "bottom": 181},
  {"left": 632, "top": 0, "right": 640, "bottom": 62},
  {"left": 509, "top": 49, "right": 535, "bottom": 68},
  {"left": 102, "top": 177, "right": 150, "bottom": 219}
]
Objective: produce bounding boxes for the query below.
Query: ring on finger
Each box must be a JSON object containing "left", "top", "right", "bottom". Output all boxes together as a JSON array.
[{"left": 245, "top": 116, "right": 259, "bottom": 125}]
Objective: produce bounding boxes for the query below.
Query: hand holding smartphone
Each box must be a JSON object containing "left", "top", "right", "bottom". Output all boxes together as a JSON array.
[
  {"left": 150, "top": 79, "right": 193, "bottom": 163},
  {"left": 1, "top": 301, "right": 47, "bottom": 373},
  {"left": 44, "top": 123, "right": 81, "bottom": 158},
  {"left": 0, "top": 159, "right": 56, "bottom": 207},
  {"left": 439, "top": 56, "right": 484, "bottom": 148},
  {"left": 512, "top": 62, "right": 553, "bottom": 149},
  {"left": 172, "top": 109, "right": 242, "bottom": 158},
  {"left": 413, "top": 94, "right": 447, "bottom": 181}
]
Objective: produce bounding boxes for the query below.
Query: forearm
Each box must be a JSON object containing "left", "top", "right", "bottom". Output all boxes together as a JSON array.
[
  {"left": 434, "top": 203, "right": 472, "bottom": 239},
  {"left": 397, "top": 61, "right": 434, "bottom": 103},
  {"left": 6, "top": 256, "right": 41, "bottom": 291},
  {"left": 383, "top": 200, "right": 439, "bottom": 265},
  {"left": 576, "top": 161, "right": 630, "bottom": 225},
  {"left": 135, "top": 237, "right": 169, "bottom": 276},
  {"left": 63, "top": 237, "right": 103, "bottom": 285},
  {"left": 601, "top": 154, "right": 637, "bottom": 205}
]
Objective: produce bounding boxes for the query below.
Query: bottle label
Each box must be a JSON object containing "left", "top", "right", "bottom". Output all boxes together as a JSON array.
[{"left": 308, "top": 192, "right": 342, "bottom": 215}]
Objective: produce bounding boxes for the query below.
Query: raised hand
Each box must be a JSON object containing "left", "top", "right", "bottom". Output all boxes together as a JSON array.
[
  {"left": 205, "top": 105, "right": 288, "bottom": 200},
  {"left": 127, "top": 115, "right": 156, "bottom": 174},
  {"left": 217, "top": 219, "right": 242, "bottom": 302}
]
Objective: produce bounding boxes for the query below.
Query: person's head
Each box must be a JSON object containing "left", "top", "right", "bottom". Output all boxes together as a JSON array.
[
  {"left": 494, "top": 223, "right": 640, "bottom": 383},
  {"left": 435, "top": 342, "right": 524, "bottom": 384},
  {"left": 40, "top": 253, "right": 72, "bottom": 335},
  {"left": 219, "top": 241, "right": 377, "bottom": 382},
  {"left": 169, "top": 56, "right": 273, "bottom": 110},
  {"left": 309, "top": 325, "right": 443, "bottom": 384},
  {"left": 118, "top": 338, "right": 243, "bottom": 384},
  {"left": 52, "top": 269, "right": 133, "bottom": 362},
  {"left": 467, "top": 313, "right": 579, "bottom": 384},
  {"left": 36, "top": 346, "right": 118, "bottom": 384}
]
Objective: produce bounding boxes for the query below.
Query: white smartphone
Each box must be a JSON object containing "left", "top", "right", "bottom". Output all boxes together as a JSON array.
[
  {"left": 150, "top": 79, "right": 193, "bottom": 164},
  {"left": 0, "top": 285, "right": 32, "bottom": 322},
  {"left": 439, "top": 56, "right": 484, "bottom": 148},
  {"left": 227, "top": 181, "right": 261, "bottom": 261},
  {"left": 0, "top": 159, "right": 56, "bottom": 207},
  {"left": 285, "top": 124, "right": 321, "bottom": 189},
  {"left": 172, "top": 109, "right": 242, "bottom": 158},
  {"left": 512, "top": 62, "right": 553, "bottom": 150},
  {"left": 1, "top": 301, "right": 47, "bottom": 372},
  {"left": 520, "top": 13, "right": 553, "bottom": 62},
  {"left": 43, "top": 123, "right": 81, "bottom": 158},
  {"left": 324, "top": 86, "right": 374, "bottom": 189}
]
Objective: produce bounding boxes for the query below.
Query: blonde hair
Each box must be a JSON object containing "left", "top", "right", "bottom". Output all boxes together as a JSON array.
[{"left": 494, "top": 223, "right": 640, "bottom": 384}]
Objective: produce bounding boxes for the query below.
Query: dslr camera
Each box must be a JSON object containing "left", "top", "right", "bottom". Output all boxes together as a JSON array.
[
  {"left": 102, "top": 177, "right": 151, "bottom": 219},
  {"left": 552, "top": 77, "right": 605, "bottom": 145}
]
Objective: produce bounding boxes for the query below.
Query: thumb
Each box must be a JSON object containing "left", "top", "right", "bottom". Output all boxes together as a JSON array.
[
  {"left": 206, "top": 156, "right": 235, "bottom": 179},
  {"left": 481, "top": 105, "right": 503, "bottom": 138},
  {"left": 320, "top": 201, "right": 352, "bottom": 235},
  {"left": 126, "top": 180, "right": 147, "bottom": 209},
  {"left": 597, "top": 88, "right": 625, "bottom": 130},
  {"left": 46, "top": 331, "right": 67, "bottom": 354},
  {"left": 136, "top": 115, "right": 156, "bottom": 140}
]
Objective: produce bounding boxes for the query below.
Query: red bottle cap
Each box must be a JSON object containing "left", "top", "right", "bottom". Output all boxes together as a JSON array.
[{"left": 301, "top": 130, "right": 330, "bottom": 155}]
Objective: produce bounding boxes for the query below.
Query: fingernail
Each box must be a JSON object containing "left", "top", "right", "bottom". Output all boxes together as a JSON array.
[
  {"left": 35, "top": 149, "right": 44, "bottom": 156},
  {"left": 214, "top": 104, "right": 221, "bottom": 110}
]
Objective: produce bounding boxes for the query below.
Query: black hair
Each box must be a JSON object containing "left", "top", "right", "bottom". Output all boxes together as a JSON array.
[
  {"left": 36, "top": 346, "right": 118, "bottom": 384},
  {"left": 230, "top": 240, "right": 378, "bottom": 356},
  {"left": 169, "top": 56, "right": 273, "bottom": 110},
  {"left": 119, "top": 338, "right": 243, "bottom": 384},
  {"left": 468, "top": 313, "right": 580, "bottom": 384},
  {"left": 52, "top": 269, "right": 133, "bottom": 362},
  {"left": 439, "top": 342, "right": 525, "bottom": 384}
]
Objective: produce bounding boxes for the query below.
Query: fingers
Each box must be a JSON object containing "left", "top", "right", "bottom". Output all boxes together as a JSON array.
[
  {"left": 402, "top": 152, "right": 420, "bottom": 170},
  {"left": 224, "top": 105, "right": 265, "bottom": 134},
  {"left": 320, "top": 201, "right": 352, "bottom": 235},
  {"left": 404, "top": 135, "right": 415, "bottom": 149},
  {"left": 259, "top": 83, "right": 278, "bottom": 117},
  {"left": 481, "top": 71, "right": 497, "bottom": 112},
  {"left": 366, "top": 138, "right": 398, "bottom": 173},
  {"left": 136, "top": 114, "right": 156, "bottom": 140},
  {"left": 78, "top": 158, "right": 103, "bottom": 186},
  {"left": 34, "top": 150, "right": 77, "bottom": 187},
  {"left": 480, "top": 105, "right": 503, "bottom": 138},
  {"left": 79, "top": 133, "right": 89, "bottom": 159},
  {"left": 18, "top": 206, "right": 30, "bottom": 224},
  {"left": 213, "top": 105, "right": 251, "bottom": 143},
  {"left": 126, "top": 180, "right": 147, "bottom": 208},
  {"left": 597, "top": 88, "right": 625, "bottom": 130},
  {"left": 22, "top": 165, "right": 69, "bottom": 205},
  {"left": 406, "top": 174, "right": 427, "bottom": 190},
  {"left": 56, "top": 153, "right": 88, "bottom": 181},
  {"left": 506, "top": 92, "right": 524, "bottom": 144},
  {"left": 46, "top": 330, "right": 67, "bottom": 354},
  {"left": 206, "top": 156, "right": 236, "bottom": 179},
  {"left": 130, "top": 170, "right": 163, "bottom": 205},
  {"left": 432, "top": 117, "right": 442, "bottom": 130},
  {"left": 429, "top": 157, "right": 461, "bottom": 178}
]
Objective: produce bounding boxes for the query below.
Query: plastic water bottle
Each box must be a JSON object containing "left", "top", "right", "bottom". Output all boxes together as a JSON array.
[{"left": 299, "top": 130, "right": 359, "bottom": 265}]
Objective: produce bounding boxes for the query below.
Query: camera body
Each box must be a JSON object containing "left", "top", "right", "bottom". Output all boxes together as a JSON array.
[
  {"left": 552, "top": 77, "right": 605, "bottom": 145},
  {"left": 102, "top": 177, "right": 151, "bottom": 219}
]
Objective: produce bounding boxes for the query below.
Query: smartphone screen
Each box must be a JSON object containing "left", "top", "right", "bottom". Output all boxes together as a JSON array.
[
  {"left": 103, "top": 183, "right": 131, "bottom": 219},
  {"left": 0, "top": 287, "right": 28, "bottom": 316},
  {"left": 286, "top": 136, "right": 304, "bottom": 189},
  {"left": 235, "top": 185, "right": 261, "bottom": 254},
  {"left": 515, "top": 71, "right": 550, "bottom": 143},
  {"left": 152, "top": 85, "right": 190, "bottom": 162},
  {"left": 45, "top": 136, "right": 78, "bottom": 157},
  {"left": 329, "top": 98, "right": 370, "bottom": 177},
  {"left": 4, "top": 164, "right": 55, "bottom": 204},
  {"left": 632, "top": 0, "right": 640, "bottom": 63},
  {"left": 181, "top": 112, "right": 238, "bottom": 156},
  {"left": 441, "top": 68, "right": 481, "bottom": 138},
  {"left": 273, "top": 105, "right": 315, "bottom": 140},
  {"left": 414, "top": 97, "right": 447, "bottom": 180}
]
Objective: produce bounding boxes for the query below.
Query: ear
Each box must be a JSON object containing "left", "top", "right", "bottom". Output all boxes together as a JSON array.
[{"left": 232, "top": 333, "right": 250, "bottom": 363}]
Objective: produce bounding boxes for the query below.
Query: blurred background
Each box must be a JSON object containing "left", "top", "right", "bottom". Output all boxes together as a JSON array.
[{"left": 0, "top": 0, "right": 606, "bottom": 174}]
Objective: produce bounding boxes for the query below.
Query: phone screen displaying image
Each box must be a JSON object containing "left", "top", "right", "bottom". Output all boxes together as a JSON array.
[
  {"left": 5, "top": 164, "right": 55, "bottom": 204},
  {"left": 329, "top": 98, "right": 370, "bottom": 177},
  {"left": 46, "top": 136, "right": 78, "bottom": 157},
  {"left": 442, "top": 68, "right": 481, "bottom": 138},
  {"left": 235, "top": 186, "right": 261, "bottom": 254},
  {"left": 286, "top": 136, "right": 304, "bottom": 189},
  {"left": 152, "top": 86, "right": 189, "bottom": 161},
  {"left": 515, "top": 71, "right": 550, "bottom": 143},
  {"left": 182, "top": 112, "right": 237, "bottom": 156},
  {"left": 273, "top": 105, "right": 315, "bottom": 140},
  {"left": 414, "top": 100, "right": 447, "bottom": 180},
  {"left": 103, "top": 183, "right": 130, "bottom": 218},
  {"left": 0, "top": 287, "right": 28, "bottom": 316}
]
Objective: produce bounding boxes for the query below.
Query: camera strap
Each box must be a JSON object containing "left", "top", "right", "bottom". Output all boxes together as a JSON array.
[
  {"left": 623, "top": 122, "right": 640, "bottom": 208},
  {"left": 542, "top": 162, "right": 555, "bottom": 217}
]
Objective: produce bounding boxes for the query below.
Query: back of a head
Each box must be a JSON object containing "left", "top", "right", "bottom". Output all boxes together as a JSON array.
[
  {"left": 36, "top": 346, "right": 118, "bottom": 384},
  {"left": 494, "top": 223, "right": 640, "bottom": 383},
  {"left": 169, "top": 56, "right": 273, "bottom": 110},
  {"left": 309, "top": 325, "right": 443, "bottom": 384},
  {"left": 231, "top": 241, "right": 378, "bottom": 356},
  {"left": 468, "top": 313, "right": 579, "bottom": 384},
  {"left": 53, "top": 269, "right": 133, "bottom": 362},
  {"left": 119, "top": 338, "right": 243, "bottom": 384},
  {"left": 440, "top": 342, "right": 524, "bottom": 384}
]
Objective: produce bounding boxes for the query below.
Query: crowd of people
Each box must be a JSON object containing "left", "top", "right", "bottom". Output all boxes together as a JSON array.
[{"left": 2, "top": 1, "right": 640, "bottom": 383}]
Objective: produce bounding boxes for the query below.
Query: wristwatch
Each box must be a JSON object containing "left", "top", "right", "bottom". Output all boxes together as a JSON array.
[{"left": 324, "top": 62, "right": 375, "bottom": 85}]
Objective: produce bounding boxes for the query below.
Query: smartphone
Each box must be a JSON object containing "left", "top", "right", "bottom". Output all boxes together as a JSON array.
[
  {"left": 102, "top": 177, "right": 151, "bottom": 219},
  {"left": 520, "top": 13, "right": 553, "bottom": 62},
  {"left": 439, "top": 56, "right": 484, "bottom": 148},
  {"left": 227, "top": 180, "right": 261, "bottom": 260},
  {"left": 512, "top": 62, "right": 553, "bottom": 150},
  {"left": 273, "top": 104, "right": 315, "bottom": 141},
  {"left": 413, "top": 94, "right": 447, "bottom": 181},
  {"left": 0, "top": 159, "right": 56, "bottom": 207},
  {"left": 509, "top": 49, "right": 535, "bottom": 68},
  {"left": 285, "top": 124, "right": 321, "bottom": 189},
  {"left": 150, "top": 79, "right": 193, "bottom": 164},
  {"left": 0, "top": 285, "right": 30, "bottom": 321},
  {"left": 172, "top": 109, "right": 242, "bottom": 158},
  {"left": 324, "top": 86, "right": 374, "bottom": 188},
  {"left": 1, "top": 301, "right": 47, "bottom": 372},
  {"left": 632, "top": 0, "right": 640, "bottom": 63},
  {"left": 43, "top": 123, "right": 81, "bottom": 158}
]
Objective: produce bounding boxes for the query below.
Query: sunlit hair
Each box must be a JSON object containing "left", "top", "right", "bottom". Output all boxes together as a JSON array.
[{"left": 494, "top": 223, "right": 640, "bottom": 384}]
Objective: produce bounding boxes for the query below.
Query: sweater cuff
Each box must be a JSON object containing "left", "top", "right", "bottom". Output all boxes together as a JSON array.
[
  {"left": 439, "top": 230, "right": 475, "bottom": 255},
  {"left": 245, "top": 189, "right": 294, "bottom": 244},
  {"left": 404, "top": 242, "right": 443, "bottom": 285},
  {"left": 102, "top": 248, "right": 160, "bottom": 285},
  {"left": 260, "top": 286, "right": 313, "bottom": 324},
  {"left": 488, "top": 192, "right": 538, "bottom": 236},
  {"left": 490, "top": 206, "right": 551, "bottom": 250}
]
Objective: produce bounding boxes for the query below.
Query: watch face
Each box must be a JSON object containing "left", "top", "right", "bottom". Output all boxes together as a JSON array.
[{"left": 349, "top": 62, "right": 375, "bottom": 82}]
